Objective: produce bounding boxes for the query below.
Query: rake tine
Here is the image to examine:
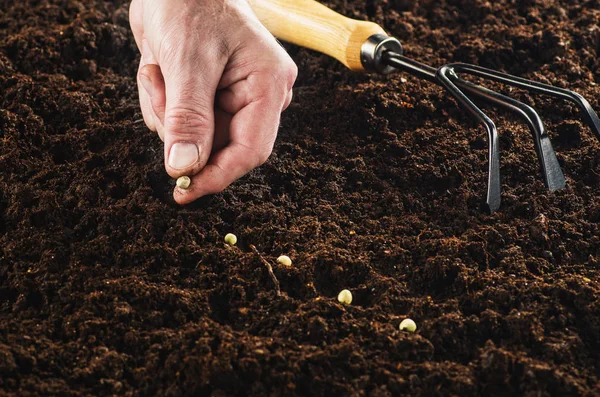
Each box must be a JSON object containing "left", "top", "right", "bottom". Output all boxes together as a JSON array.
[
  {"left": 453, "top": 77, "right": 566, "bottom": 192},
  {"left": 383, "top": 53, "right": 502, "bottom": 211},
  {"left": 443, "top": 63, "right": 600, "bottom": 142},
  {"left": 384, "top": 52, "right": 567, "bottom": 210},
  {"left": 435, "top": 65, "right": 502, "bottom": 212}
]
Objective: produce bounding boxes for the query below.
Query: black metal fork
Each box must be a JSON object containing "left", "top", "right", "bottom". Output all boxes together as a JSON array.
[
  {"left": 383, "top": 50, "right": 600, "bottom": 212},
  {"left": 249, "top": 0, "right": 600, "bottom": 212},
  {"left": 381, "top": 51, "right": 600, "bottom": 212}
]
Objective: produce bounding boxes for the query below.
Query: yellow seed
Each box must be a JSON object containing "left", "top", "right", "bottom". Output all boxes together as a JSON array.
[
  {"left": 337, "top": 289, "right": 352, "bottom": 305},
  {"left": 176, "top": 176, "right": 191, "bottom": 189},
  {"left": 399, "top": 318, "right": 417, "bottom": 332},
  {"left": 277, "top": 255, "right": 292, "bottom": 266},
  {"left": 224, "top": 233, "right": 237, "bottom": 246}
]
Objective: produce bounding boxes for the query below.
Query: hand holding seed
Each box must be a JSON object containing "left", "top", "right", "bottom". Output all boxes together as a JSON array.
[
  {"left": 176, "top": 176, "right": 191, "bottom": 190},
  {"left": 129, "top": 0, "right": 297, "bottom": 204}
]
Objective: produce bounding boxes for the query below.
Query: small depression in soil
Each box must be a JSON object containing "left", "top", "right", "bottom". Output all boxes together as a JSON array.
[{"left": 1, "top": 0, "right": 600, "bottom": 395}]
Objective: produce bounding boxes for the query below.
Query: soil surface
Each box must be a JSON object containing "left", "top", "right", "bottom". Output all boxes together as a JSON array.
[{"left": 1, "top": 0, "right": 600, "bottom": 395}]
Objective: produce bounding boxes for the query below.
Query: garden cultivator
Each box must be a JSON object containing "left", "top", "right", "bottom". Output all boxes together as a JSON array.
[{"left": 249, "top": 0, "right": 600, "bottom": 212}]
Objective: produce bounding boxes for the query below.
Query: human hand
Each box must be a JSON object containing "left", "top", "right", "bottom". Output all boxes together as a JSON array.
[{"left": 129, "top": 0, "right": 297, "bottom": 204}]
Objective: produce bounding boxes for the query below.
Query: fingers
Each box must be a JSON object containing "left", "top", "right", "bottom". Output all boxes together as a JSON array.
[
  {"left": 173, "top": 81, "right": 290, "bottom": 204},
  {"left": 212, "top": 108, "right": 233, "bottom": 152},
  {"left": 284, "top": 89, "right": 293, "bottom": 110},
  {"left": 145, "top": 28, "right": 229, "bottom": 179},
  {"left": 139, "top": 63, "right": 166, "bottom": 138},
  {"left": 137, "top": 39, "right": 165, "bottom": 137},
  {"left": 132, "top": 0, "right": 299, "bottom": 205},
  {"left": 140, "top": 63, "right": 232, "bottom": 152},
  {"left": 216, "top": 82, "right": 251, "bottom": 115},
  {"left": 216, "top": 79, "right": 294, "bottom": 115},
  {"left": 135, "top": 0, "right": 231, "bottom": 179},
  {"left": 160, "top": 65, "right": 224, "bottom": 179},
  {"left": 132, "top": 0, "right": 160, "bottom": 135},
  {"left": 173, "top": 143, "right": 262, "bottom": 205},
  {"left": 137, "top": 60, "right": 157, "bottom": 133},
  {"left": 173, "top": 34, "right": 297, "bottom": 204},
  {"left": 129, "top": 0, "right": 144, "bottom": 50}
]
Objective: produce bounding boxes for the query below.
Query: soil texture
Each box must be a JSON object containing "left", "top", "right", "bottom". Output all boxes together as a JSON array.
[{"left": 1, "top": 0, "right": 600, "bottom": 395}]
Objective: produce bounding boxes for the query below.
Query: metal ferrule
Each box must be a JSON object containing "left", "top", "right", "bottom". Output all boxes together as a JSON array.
[{"left": 360, "top": 33, "right": 403, "bottom": 74}]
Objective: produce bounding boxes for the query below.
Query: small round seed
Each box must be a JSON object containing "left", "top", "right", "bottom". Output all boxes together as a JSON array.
[
  {"left": 176, "top": 176, "right": 191, "bottom": 189},
  {"left": 224, "top": 233, "right": 237, "bottom": 246},
  {"left": 399, "top": 318, "right": 417, "bottom": 332},
  {"left": 277, "top": 255, "right": 292, "bottom": 266},
  {"left": 337, "top": 289, "right": 352, "bottom": 305}
]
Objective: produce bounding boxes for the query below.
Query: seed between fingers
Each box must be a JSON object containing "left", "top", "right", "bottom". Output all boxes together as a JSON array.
[{"left": 176, "top": 176, "right": 191, "bottom": 189}]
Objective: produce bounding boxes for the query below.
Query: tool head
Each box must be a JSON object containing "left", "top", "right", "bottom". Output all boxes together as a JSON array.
[{"left": 377, "top": 46, "right": 600, "bottom": 212}]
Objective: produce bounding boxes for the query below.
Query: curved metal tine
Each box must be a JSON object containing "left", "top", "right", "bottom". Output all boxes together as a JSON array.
[
  {"left": 436, "top": 66, "right": 502, "bottom": 213},
  {"left": 454, "top": 78, "right": 566, "bottom": 192},
  {"left": 444, "top": 63, "right": 600, "bottom": 141}
]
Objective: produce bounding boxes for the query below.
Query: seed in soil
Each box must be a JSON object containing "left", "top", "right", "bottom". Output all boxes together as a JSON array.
[
  {"left": 277, "top": 255, "right": 292, "bottom": 266},
  {"left": 224, "top": 233, "right": 237, "bottom": 246},
  {"left": 176, "top": 176, "right": 191, "bottom": 189},
  {"left": 399, "top": 318, "right": 417, "bottom": 332},
  {"left": 338, "top": 289, "right": 352, "bottom": 305}
]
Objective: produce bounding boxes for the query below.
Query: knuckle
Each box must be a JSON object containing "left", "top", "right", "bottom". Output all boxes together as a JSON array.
[
  {"left": 137, "top": 67, "right": 150, "bottom": 82},
  {"left": 282, "top": 59, "right": 298, "bottom": 90},
  {"left": 253, "top": 145, "right": 272, "bottom": 166},
  {"left": 257, "top": 149, "right": 271, "bottom": 166},
  {"left": 165, "top": 107, "right": 211, "bottom": 135},
  {"left": 154, "top": 8, "right": 229, "bottom": 67},
  {"left": 215, "top": 36, "right": 232, "bottom": 60},
  {"left": 283, "top": 90, "right": 293, "bottom": 110},
  {"left": 268, "top": 58, "right": 297, "bottom": 99},
  {"left": 237, "top": 142, "right": 271, "bottom": 168},
  {"left": 155, "top": 21, "right": 191, "bottom": 65}
]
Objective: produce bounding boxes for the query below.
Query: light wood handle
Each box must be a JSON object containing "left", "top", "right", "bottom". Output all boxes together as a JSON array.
[{"left": 248, "top": 0, "right": 387, "bottom": 71}]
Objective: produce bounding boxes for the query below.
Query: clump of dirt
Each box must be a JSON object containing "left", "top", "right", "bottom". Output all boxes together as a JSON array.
[{"left": 1, "top": 0, "right": 599, "bottom": 395}]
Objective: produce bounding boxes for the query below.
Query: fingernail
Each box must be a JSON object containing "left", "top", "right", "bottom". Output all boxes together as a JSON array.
[
  {"left": 140, "top": 74, "right": 154, "bottom": 97},
  {"left": 168, "top": 142, "right": 199, "bottom": 170}
]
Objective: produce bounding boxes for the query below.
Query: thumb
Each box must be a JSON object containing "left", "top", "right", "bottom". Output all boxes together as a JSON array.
[{"left": 160, "top": 51, "right": 225, "bottom": 178}]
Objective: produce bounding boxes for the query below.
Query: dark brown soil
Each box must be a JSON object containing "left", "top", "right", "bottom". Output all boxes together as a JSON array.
[{"left": 1, "top": 0, "right": 600, "bottom": 395}]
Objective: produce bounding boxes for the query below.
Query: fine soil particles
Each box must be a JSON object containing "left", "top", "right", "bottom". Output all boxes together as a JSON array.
[{"left": 1, "top": 0, "right": 600, "bottom": 396}]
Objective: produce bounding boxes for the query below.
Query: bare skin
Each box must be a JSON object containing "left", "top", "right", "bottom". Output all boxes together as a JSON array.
[{"left": 129, "top": 0, "right": 297, "bottom": 204}]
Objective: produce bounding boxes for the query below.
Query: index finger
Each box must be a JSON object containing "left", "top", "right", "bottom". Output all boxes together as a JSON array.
[
  {"left": 129, "top": 0, "right": 144, "bottom": 50},
  {"left": 173, "top": 96, "right": 281, "bottom": 204}
]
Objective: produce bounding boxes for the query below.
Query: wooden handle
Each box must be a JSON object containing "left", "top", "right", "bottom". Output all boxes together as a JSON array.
[{"left": 248, "top": 0, "right": 387, "bottom": 71}]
